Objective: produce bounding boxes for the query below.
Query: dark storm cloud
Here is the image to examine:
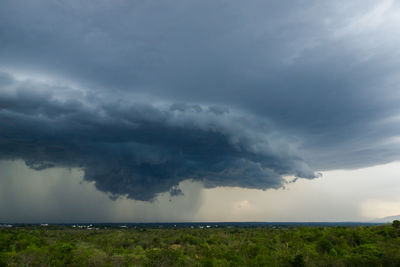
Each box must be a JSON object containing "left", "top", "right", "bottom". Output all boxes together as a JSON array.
[
  {"left": 1, "top": 0, "right": 400, "bottom": 200},
  {"left": 0, "top": 73, "right": 316, "bottom": 200}
]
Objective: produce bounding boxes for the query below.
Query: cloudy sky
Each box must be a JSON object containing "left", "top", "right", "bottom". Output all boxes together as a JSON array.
[{"left": 1, "top": 0, "right": 400, "bottom": 222}]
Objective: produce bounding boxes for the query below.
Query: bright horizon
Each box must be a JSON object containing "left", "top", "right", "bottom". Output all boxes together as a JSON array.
[{"left": 1, "top": 160, "right": 400, "bottom": 223}]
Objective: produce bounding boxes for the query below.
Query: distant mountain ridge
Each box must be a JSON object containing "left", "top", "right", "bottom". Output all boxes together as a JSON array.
[{"left": 370, "top": 215, "right": 400, "bottom": 223}]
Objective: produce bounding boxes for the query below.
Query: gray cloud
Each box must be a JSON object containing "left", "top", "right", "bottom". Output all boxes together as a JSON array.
[
  {"left": 1, "top": 0, "right": 400, "bottom": 201},
  {"left": 0, "top": 73, "right": 317, "bottom": 200}
]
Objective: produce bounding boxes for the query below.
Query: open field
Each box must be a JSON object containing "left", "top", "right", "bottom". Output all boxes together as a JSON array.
[{"left": 1, "top": 222, "right": 400, "bottom": 266}]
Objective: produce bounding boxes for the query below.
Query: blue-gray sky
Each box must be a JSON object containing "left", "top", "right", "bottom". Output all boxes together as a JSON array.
[{"left": 1, "top": 0, "right": 400, "bottom": 221}]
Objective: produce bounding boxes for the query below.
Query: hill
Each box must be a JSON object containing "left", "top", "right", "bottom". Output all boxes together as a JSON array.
[{"left": 370, "top": 214, "right": 400, "bottom": 223}]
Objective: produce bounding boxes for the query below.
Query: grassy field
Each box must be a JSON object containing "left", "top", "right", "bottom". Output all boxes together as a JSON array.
[{"left": 1, "top": 221, "right": 400, "bottom": 266}]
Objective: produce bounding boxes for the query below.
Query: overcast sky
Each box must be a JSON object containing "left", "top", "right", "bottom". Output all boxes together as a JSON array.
[{"left": 1, "top": 0, "right": 400, "bottom": 222}]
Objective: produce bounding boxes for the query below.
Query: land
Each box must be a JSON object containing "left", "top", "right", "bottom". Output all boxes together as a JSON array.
[{"left": 1, "top": 221, "right": 400, "bottom": 266}]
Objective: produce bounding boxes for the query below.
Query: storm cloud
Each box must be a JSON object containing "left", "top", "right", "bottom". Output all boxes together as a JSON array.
[
  {"left": 0, "top": 72, "right": 316, "bottom": 200},
  {"left": 1, "top": 0, "right": 400, "bottom": 201}
]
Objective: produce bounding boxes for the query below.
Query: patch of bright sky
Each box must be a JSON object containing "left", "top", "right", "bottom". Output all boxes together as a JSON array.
[{"left": 1, "top": 160, "right": 400, "bottom": 223}]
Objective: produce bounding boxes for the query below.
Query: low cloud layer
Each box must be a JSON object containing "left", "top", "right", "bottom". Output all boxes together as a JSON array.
[{"left": 0, "top": 73, "right": 317, "bottom": 200}]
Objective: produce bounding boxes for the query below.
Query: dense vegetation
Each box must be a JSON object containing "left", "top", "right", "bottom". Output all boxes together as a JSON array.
[{"left": 1, "top": 221, "right": 400, "bottom": 266}]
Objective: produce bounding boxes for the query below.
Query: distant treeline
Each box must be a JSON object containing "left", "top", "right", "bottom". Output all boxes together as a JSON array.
[{"left": 1, "top": 221, "right": 400, "bottom": 266}]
